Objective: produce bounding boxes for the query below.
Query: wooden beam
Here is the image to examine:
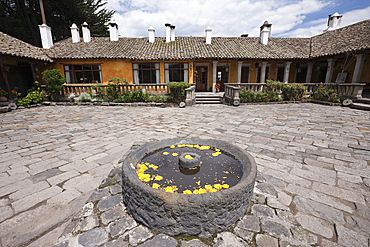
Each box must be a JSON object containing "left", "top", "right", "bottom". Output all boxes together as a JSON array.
[{"left": 0, "top": 60, "right": 12, "bottom": 99}]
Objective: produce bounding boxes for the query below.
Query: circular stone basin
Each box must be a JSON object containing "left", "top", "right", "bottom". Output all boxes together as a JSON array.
[{"left": 121, "top": 138, "right": 257, "bottom": 237}]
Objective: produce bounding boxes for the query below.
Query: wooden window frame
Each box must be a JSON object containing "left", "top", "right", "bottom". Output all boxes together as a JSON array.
[
  {"left": 164, "top": 62, "right": 189, "bottom": 82},
  {"left": 133, "top": 63, "right": 160, "bottom": 84},
  {"left": 63, "top": 64, "right": 102, "bottom": 84}
]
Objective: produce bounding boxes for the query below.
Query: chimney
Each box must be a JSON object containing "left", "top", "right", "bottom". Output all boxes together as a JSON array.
[
  {"left": 205, "top": 26, "right": 212, "bottom": 44},
  {"left": 165, "top": 22, "right": 171, "bottom": 43},
  {"left": 260, "top": 20, "right": 272, "bottom": 38},
  {"left": 82, "top": 22, "right": 91, "bottom": 43},
  {"left": 241, "top": 31, "right": 248, "bottom": 37},
  {"left": 38, "top": 23, "right": 53, "bottom": 49},
  {"left": 170, "top": 25, "right": 175, "bottom": 42},
  {"left": 324, "top": 12, "right": 342, "bottom": 32},
  {"left": 70, "top": 23, "right": 80, "bottom": 43},
  {"left": 109, "top": 22, "right": 119, "bottom": 41},
  {"left": 260, "top": 27, "right": 269, "bottom": 45},
  {"left": 148, "top": 26, "right": 155, "bottom": 43}
]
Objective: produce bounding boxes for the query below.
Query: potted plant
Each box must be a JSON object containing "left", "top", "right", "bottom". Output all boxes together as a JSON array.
[
  {"left": 0, "top": 87, "right": 8, "bottom": 102},
  {"left": 215, "top": 82, "right": 221, "bottom": 93},
  {"left": 10, "top": 87, "right": 21, "bottom": 101},
  {"left": 223, "top": 64, "right": 229, "bottom": 72}
]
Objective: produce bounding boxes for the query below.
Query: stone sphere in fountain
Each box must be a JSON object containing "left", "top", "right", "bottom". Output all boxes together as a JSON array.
[{"left": 121, "top": 138, "right": 257, "bottom": 237}]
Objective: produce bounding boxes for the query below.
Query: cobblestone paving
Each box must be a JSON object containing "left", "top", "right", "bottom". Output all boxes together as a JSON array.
[{"left": 1, "top": 103, "right": 370, "bottom": 247}]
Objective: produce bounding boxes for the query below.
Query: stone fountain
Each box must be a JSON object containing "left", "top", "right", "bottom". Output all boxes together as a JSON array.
[{"left": 121, "top": 137, "right": 257, "bottom": 237}]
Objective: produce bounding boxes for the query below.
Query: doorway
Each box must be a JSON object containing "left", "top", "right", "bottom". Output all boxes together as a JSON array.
[
  {"left": 217, "top": 67, "right": 229, "bottom": 91},
  {"left": 195, "top": 66, "right": 208, "bottom": 91}
]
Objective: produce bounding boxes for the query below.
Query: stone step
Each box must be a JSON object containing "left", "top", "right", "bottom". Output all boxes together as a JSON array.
[
  {"left": 196, "top": 97, "right": 222, "bottom": 101},
  {"left": 356, "top": 98, "right": 370, "bottom": 104},
  {"left": 350, "top": 103, "right": 370, "bottom": 111},
  {"left": 195, "top": 94, "right": 223, "bottom": 98},
  {"left": 196, "top": 100, "right": 222, "bottom": 104}
]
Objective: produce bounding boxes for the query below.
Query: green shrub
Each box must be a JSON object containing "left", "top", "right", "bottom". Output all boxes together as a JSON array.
[
  {"left": 168, "top": 82, "right": 190, "bottom": 104},
  {"left": 266, "top": 91, "right": 282, "bottom": 102},
  {"left": 106, "top": 77, "right": 128, "bottom": 101},
  {"left": 42, "top": 69, "right": 66, "bottom": 101},
  {"left": 113, "top": 91, "right": 149, "bottom": 103},
  {"left": 16, "top": 89, "right": 43, "bottom": 107},
  {"left": 239, "top": 90, "right": 267, "bottom": 103},
  {"left": 147, "top": 94, "right": 169, "bottom": 103},
  {"left": 240, "top": 90, "right": 256, "bottom": 103},
  {"left": 256, "top": 92, "right": 267, "bottom": 102},
  {"left": 312, "top": 83, "right": 340, "bottom": 103},
  {"left": 281, "top": 83, "right": 306, "bottom": 101}
]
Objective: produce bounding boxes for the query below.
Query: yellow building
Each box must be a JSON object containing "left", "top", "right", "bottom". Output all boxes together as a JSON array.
[{"left": 1, "top": 16, "right": 370, "bottom": 96}]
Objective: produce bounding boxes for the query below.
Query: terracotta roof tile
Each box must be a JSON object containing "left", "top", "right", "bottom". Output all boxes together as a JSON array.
[
  {"left": 0, "top": 31, "right": 52, "bottom": 62},
  {"left": 311, "top": 19, "right": 370, "bottom": 58},
  {"left": 47, "top": 36, "right": 311, "bottom": 60},
  {"left": 1, "top": 19, "right": 369, "bottom": 62}
]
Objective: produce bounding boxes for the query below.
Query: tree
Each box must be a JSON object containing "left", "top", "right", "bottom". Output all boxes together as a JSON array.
[{"left": 0, "top": 0, "right": 114, "bottom": 47}]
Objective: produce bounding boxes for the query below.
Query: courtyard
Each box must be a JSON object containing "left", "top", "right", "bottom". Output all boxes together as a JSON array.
[{"left": 0, "top": 103, "right": 370, "bottom": 246}]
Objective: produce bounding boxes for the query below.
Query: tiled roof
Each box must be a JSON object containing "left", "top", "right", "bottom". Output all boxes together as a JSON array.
[
  {"left": 311, "top": 19, "right": 370, "bottom": 58},
  {"left": 0, "top": 31, "right": 52, "bottom": 62},
  {"left": 1, "top": 18, "right": 369, "bottom": 62},
  {"left": 47, "top": 36, "right": 311, "bottom": 60}
]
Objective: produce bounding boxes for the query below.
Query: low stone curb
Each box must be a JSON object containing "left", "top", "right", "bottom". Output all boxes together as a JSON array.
[
  {"left": 0, "top": 99, "right": 345, "bottom": 114},
  {"left": 53, "top": 144, "right": 321, "bottom": 247}
]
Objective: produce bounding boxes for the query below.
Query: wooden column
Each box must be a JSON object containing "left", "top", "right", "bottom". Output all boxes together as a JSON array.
[{"left": 0, "top": 60, "right": 12, "bottom": 99}]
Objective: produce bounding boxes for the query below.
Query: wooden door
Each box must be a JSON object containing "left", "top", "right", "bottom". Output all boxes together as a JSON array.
[{"left": 195, "top": 66, "right": 208, "bottom": 91}]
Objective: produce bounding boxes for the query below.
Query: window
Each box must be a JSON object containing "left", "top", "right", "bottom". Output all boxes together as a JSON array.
[
  {"left": 133, "top": 63, "right": 160, "bottom": 84},
  {"left": 165, "top": 63, "right": 189, "bottom": 83},
  {"left": 64, "top": 64, "right": 102, "bottom": 84},
  {"left": 241, "top": 66, "right": 250, "bottom": 83}
]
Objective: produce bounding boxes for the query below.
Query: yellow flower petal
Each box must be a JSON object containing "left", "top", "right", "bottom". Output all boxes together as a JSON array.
[
  {"left": 205, "top": 185, "right": 212, "bottom": 190},
  {"left": 184, "top": 155, "right": 194, "bottom": 160},
  {"left": 172, "top": 153, "right": 178, "bottom": 156},
  {"left": 183, "top": 190, "right": 193, "bottom": 194},
  {"left": 214, "top": 184, "right": 222, "bottom": 190},
  {"left": 170, "top": 145, "right": 175, "bottom": 148},
  {"left": 163, "top": 152, "right": 169, "bottom": 155},
  {"left": 155, "top": 175, "right": 163, "bottom": 181},
  {"left": 152, "top": 183, "right": 160, "bottom": 189},
  {"left": 222, "top": 184, "right": 229, "bottom": 189},
  {"left": 212, "top": 153, "right": 219, "bottom": 156}
]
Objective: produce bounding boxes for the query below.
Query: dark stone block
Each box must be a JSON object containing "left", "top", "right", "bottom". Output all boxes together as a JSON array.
[
  {"left": 98, "top": 194, "right": 123, "bottom": 212},
  {"left": 261, "top": 221, "right": 290, "bottom": 239},
  {"left": 137, "top": 234, "right": 178, "bottom": 247},
  {"left": 99, "top": 177, "right": 115, "bottom": 189},
  {"left": 88, "top": 188, "right": 110, "bottom": 202},
  {"left": 78, "top": 227, "right": 108, "bottom": 247}
]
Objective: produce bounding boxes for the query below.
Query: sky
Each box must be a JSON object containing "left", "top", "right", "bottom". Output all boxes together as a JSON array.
[{"left": 104, "top": 0, "right": 370, "bottom": 38}]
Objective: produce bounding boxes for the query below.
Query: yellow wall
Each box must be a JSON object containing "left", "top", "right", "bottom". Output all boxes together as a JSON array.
[
  {"left": 38, "top": 57, "right": 370, "bottom": 88},
  {"left": 40, "top": 59, "right": 197, "bottom": 85}
]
